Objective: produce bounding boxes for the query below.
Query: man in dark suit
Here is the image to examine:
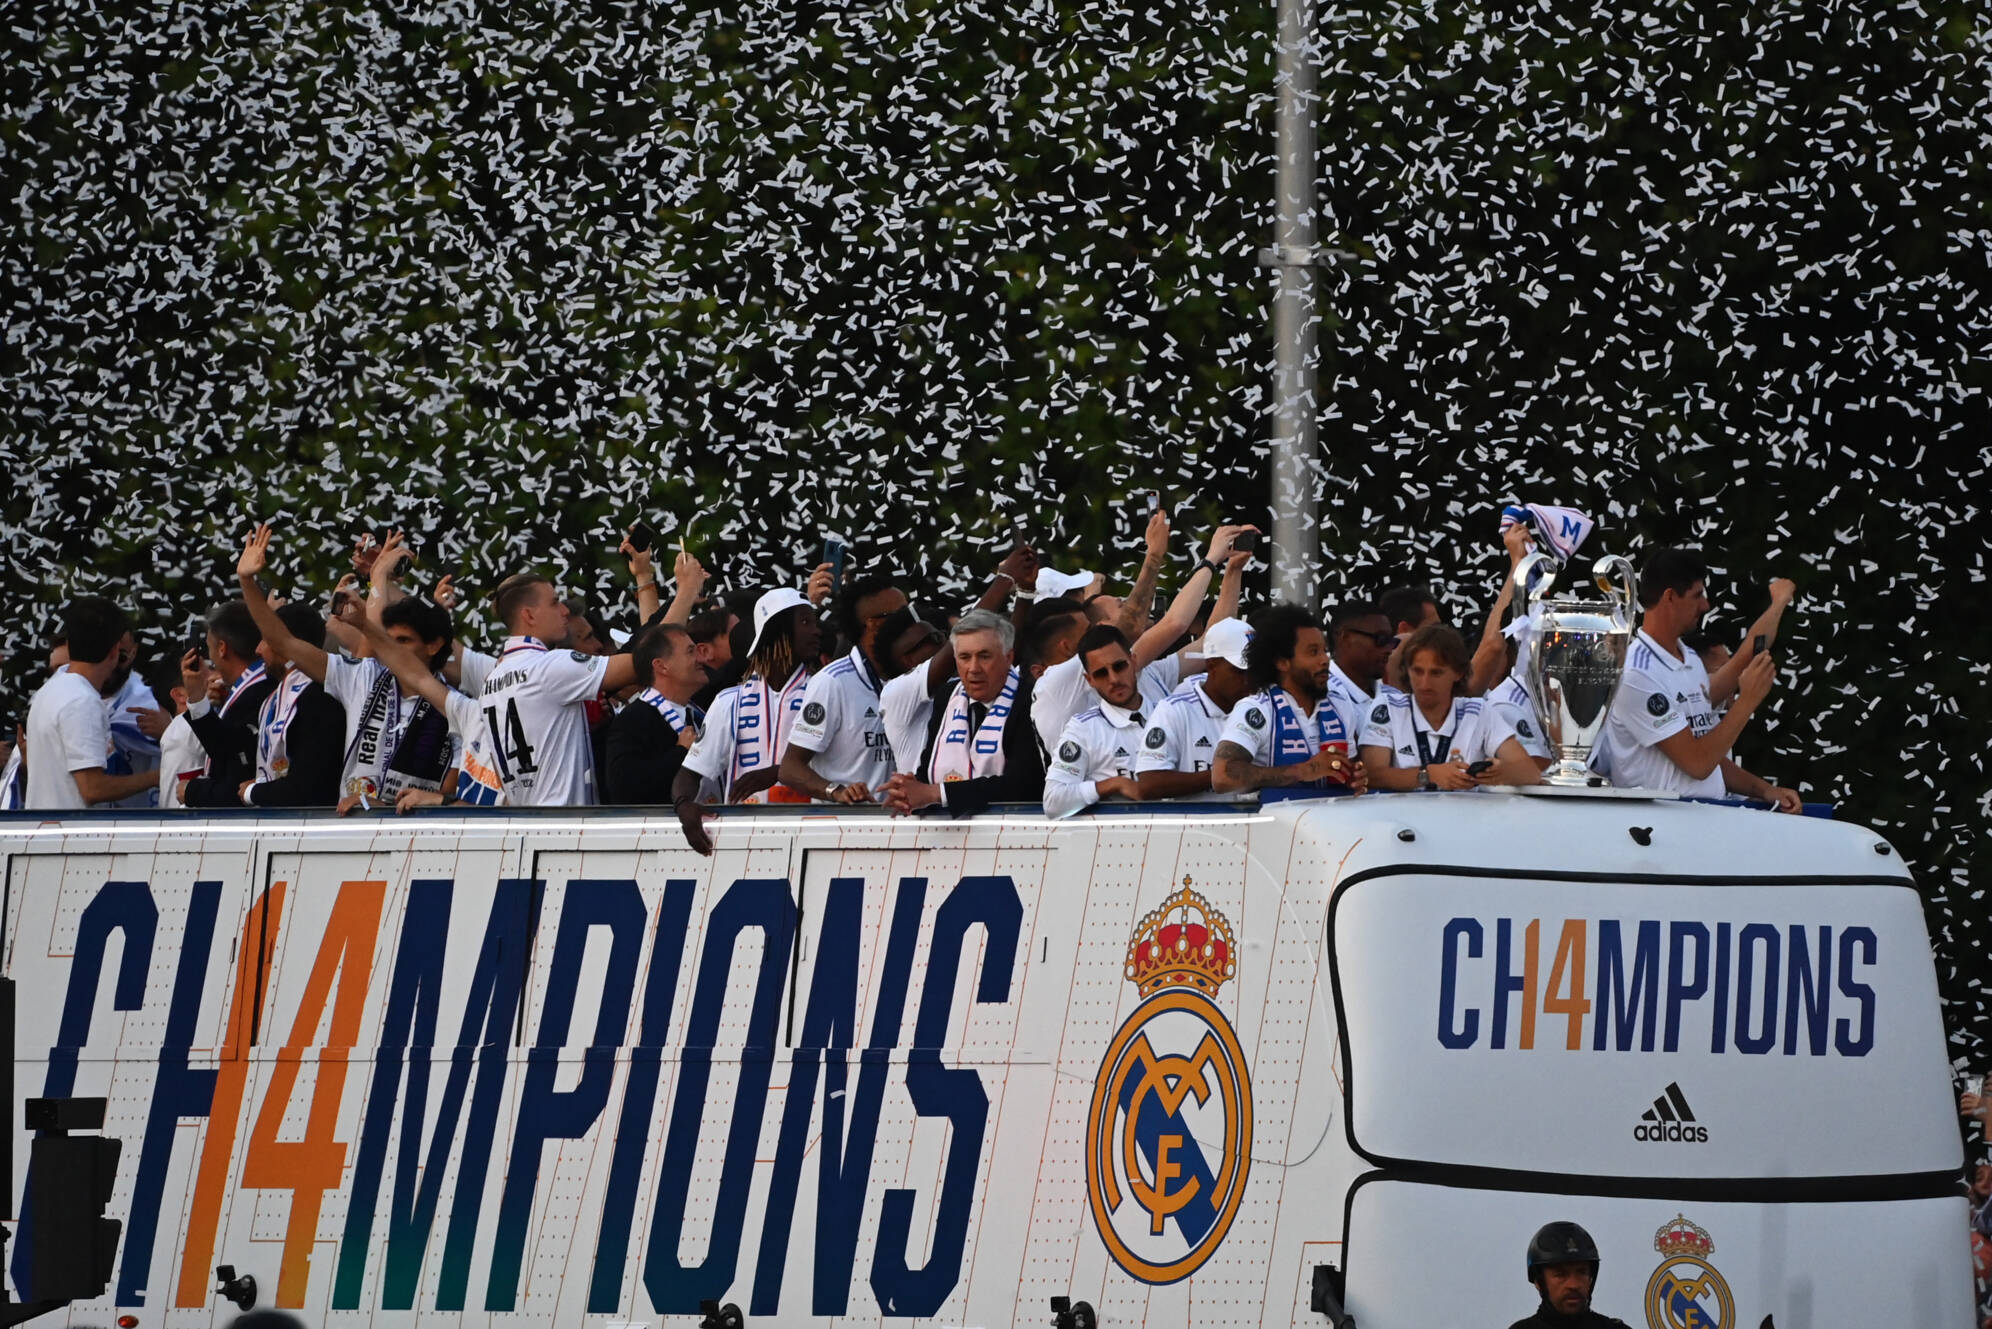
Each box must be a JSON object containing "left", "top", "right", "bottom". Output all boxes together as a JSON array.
[
  {"left": 882, "top": 609, "right": 1047, "bottom": 817},
  {"left": 182, "top": 600, "right": 276, "bottom": 808}
]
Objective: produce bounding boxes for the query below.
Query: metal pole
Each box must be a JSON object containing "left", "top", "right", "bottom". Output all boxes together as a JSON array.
[{"left": 1263, "top": 0, "right": 1319, "bottom": 606}]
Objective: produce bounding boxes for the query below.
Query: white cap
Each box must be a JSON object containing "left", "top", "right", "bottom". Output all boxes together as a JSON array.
[
  {"left": 1035, "top": 567, "right": 1093, "bottom": 600},
  {"left": 1202, "top": 617, "right": 1253, "bottom": 670},
  {"left": 746, "top": 587, "right": 812, "bottom": 658}
]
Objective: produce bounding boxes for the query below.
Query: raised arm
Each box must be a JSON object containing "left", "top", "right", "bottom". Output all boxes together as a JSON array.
[
  {"left": 237, "top": 525, "right": 331, "bottom": 684},
  {"left": 661, "top": 547, "right": 709, "bottom": 626},
  {"left": 1469, "top": 524, "right": 1533, "bottom": 695},
  {"left": 354, "top": 613, "right": 453, "bottom": 712},
  {"left": 1206, "top": 526, "right": 1257, "bottom": 629},
  {"left": 366, "top": 530, "right": 413, "bottom": 627},
  {"left": 1707, "top": 578, "right": 1796, "bottom": 705},
  {"left": 1132, "top": 525, "right": 1247, "bottom": 670},
  {"left": 620, "top": 531, "right": 662, "bottom": 624},
  {"left": 1114, "top": 510, "right": 1170, "bottom": 640}
]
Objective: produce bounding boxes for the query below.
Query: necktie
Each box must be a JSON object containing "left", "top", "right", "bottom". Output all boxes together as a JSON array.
[{"left": 969, "top": 701, "right": 988, "bottom": 733}]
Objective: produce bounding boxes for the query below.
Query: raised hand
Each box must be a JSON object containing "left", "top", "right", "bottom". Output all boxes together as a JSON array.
[
  {"left": 1768, "top": 577, "right": 1797, "bottom": 607},
  {"left": 1206, "top": 523, "right": 1254, "bottom": 565},
  {"left": 350, "top": 531, "right": 380, "bottom": 578},
  {"left": 619, "top": 528, "right": 655, "bottom": 583},
  {"left": 1502, "top": 523, "right": 1534, "bottom": 562},
  {"left": 432, "top": 574, "right": 458, "bottom": 611},
  {"left": 371, "top": 530, "right": 411, "bottom": 585},
  {"left": 675, "top": 548, "right": 710, "bottom": 598},
  {"left": 237, "top": 524, "right": 273, "bottom": 579},
  {"left": 806, "top": 561, "right": 835, "bottom": 608},
  {"left": 997, "top": 542, "right": 1038, "bottom": 590},
  {"left": 1143, "top": 508, "right": 1170, "bottom": 559},
  {"left": 1738, "top": 650, "right": 1776, "bottom": 709}
]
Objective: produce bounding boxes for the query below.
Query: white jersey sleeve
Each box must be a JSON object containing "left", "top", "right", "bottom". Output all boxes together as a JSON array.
[
  {"left": 683, "top": 688, "right": 739, "bottom": 788},
  {"left": 457, "top": 646, "right": 496, "bottom": 697},
  {"left": 1043, "top": 716, "right": 1105, "bottom": 819},
  {"left": 544, "top": 651, "right": 610, "bottom": 704},
  {"left": 1217, "top": 695, "right": 1276, "bottom": 767},
  {"left": 1357, "top": 699, "right": 1395, "bottom": 755},
  {"left": 1030, "top": 655, "right": 1089, "bottom": 755},
  {"left": 880, "top": 670, "right": 933, "bottom": 776},
  {"left": 1609, "top": 663, "right": 1692, "bottom": 750},
  {"left": 1469, "top": 700, "right": 1521, "bottom": 764}
]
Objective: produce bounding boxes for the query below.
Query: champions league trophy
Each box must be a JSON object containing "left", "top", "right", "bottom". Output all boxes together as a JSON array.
[{"left": 1514, "top": 551, "right": 1638, "bottom": 787}]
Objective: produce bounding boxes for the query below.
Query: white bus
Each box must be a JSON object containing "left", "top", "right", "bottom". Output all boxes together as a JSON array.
[{"left": 0, "top": 788, "right": 1969, "bottom": 1327}]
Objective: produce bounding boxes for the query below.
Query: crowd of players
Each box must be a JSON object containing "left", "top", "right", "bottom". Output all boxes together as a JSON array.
[{"left": 1, "top": 509, "right": 1805, "bottom": 848}]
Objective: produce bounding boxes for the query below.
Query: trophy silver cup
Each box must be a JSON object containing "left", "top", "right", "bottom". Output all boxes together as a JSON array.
[{"left": 1515, "top": 552, "right": 1638, "bottom": 787}]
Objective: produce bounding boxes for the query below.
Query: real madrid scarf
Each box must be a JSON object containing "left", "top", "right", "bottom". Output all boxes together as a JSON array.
[
  {"left": 255, "top": 668, "right": 314, "bottom": 784},
  {"left": 1267, "top": 685, "right": 1349, "bottom": 785},
  {"left": 731, "top": 665, "right": 810, "bottom": 802},
  {"left": 927, "top": 668, "right": 1018, "bottom": 784},
  {"left": 384, "top": 695, "right": 453, "bottom": 792}
]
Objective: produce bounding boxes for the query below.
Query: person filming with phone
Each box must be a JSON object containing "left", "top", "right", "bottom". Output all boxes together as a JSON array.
[{"left": 1357, "top": 624, "right": 1539, "bottom": 790}]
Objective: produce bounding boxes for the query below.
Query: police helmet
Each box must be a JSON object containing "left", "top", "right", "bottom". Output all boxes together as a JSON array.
[{"left": 1526, "top": 1220, "right": 1601, "bottom": 1285}]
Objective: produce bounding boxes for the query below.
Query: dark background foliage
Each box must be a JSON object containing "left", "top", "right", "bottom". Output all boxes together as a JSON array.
[{"left": 4, "top": 0, "right": 1989, "bottom": 1070}]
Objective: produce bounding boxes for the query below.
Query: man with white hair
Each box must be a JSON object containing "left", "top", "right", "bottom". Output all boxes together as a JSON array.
[{"left": 881, "top": 609, "right": 1048, "bottom": 818}]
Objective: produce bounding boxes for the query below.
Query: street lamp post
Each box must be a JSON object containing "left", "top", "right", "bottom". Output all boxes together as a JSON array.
[{"left": 1262, "top": 0, "right": 1320, "bottom": 606}]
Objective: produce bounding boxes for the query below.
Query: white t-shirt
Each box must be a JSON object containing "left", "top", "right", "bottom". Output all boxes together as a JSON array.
[
  {"left": 473, "top": 637, "right": 609, "bottom": 806},
  {"left": 1601, "top": 630, "right": 1724, "bottom": 797},
  {"left": 787, "top": 648, "right": 893, "bottom": 795},
  {"left": 1043, "top": 698, "right": 1146, "bottom": 818},
  {"left": 1136, "top": 679, "right": 1240, "bottom": 795},
  {"left": 1217, "top": 688, "right": 1336, "bottom": 766},
  {"left": 1358, "top": 692, "right": 1517, "bottom": 769},
  {"left": 1031, "top": 652, "right": 1180, "bottom": 756},
  {"left": 880, "top": 668, "right": 936, "bottom": 776},
  {"left": 157, "top": 713, "right": 206, "bottom": 810},
  {"left": 26, "top": 669, "right": 112, "bottom": 810},
  {"left": 1326, "top": 662, "right": 1374, "bottom": 753}
]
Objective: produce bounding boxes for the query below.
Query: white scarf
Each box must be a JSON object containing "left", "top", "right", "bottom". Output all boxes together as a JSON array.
[
  {"left": 927, "top": 668, "right": 1018, "bottom": 784},
  {"left": 731, "top": 665, "right": 809, "bottom": 802},
  {"left": 256, "top": 668, "right": 314, "bottom": 783}
]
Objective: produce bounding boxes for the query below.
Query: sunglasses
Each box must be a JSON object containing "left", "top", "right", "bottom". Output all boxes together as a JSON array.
[{"left": 1346, "top": 628, "right": 1396, "bottom": 648}]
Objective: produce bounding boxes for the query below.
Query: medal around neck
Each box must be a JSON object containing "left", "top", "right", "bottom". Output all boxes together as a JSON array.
[{"left": 1517, "top": 550, "right": 1638, "bottom": 787}]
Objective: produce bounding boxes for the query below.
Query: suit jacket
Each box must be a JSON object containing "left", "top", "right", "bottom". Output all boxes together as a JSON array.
[
  {"left": 602, "top": 702, "right": 692, "bottom": 804},
  {"left": 245, "top": 684, "right": 345, "bottom": 808},
  {"left": 917, "top": 671, "right": 1047, "bottom": 817},
  {"left": 182, "top": 670, "right": 277, "bottom": 808}
]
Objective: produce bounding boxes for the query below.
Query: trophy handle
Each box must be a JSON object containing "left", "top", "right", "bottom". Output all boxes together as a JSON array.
[
  {"left": 1592, "top": 554, "right": 1638, "bottom": 621},
  {"left": 1513, "top": 550, "right": 1553, "bottom": 617}
]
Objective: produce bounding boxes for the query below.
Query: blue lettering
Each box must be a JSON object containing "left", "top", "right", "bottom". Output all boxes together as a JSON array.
[
  {"left": 488, "top": 880, "right": 646, "bottom": 1311},
  {"left": 588, "top": 880, "right": 696, "bottom": 1312},
  {"left": 645, "top": 879, "right": 796, "bottom": 1314},
  {"left": 1491, "top": 917, "right": 1526, "bottom": 1049},
  {"left": 871, "top": 876, "right": 1022, "bottom": 1317},
  {"left": 120, "top": 881, "right": 222, "bottom": 1305},
  {"left": 1710, "top": 922, "right": 1732, "bottom": 1054},
  {"left": 1835, "top": 927, "right": 1877, "bottom": 1056},
  {"left": 1783, "top": 926, "right": 1833, "bottom": 1056},
  {"left": 18, "top": 881, "right": 157, "bottom": 1299},
  {"left": 1438, "top": 918, "right": 1481, "bottom": 1049},
  {"left": 1734, "top": 923, "right": 1780, "bottom": 1055},
  {"left": 1593, "top": 920, "right": 1660, "bottom": 1052},
  {"left": 1662, "top": 922, "right": 1708, "bottom": 1053}
]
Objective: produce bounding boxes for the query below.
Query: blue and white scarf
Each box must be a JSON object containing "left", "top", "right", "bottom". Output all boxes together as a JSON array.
[
  {"left": 927, "top": 668, "right": 1019, "bottom": 784},
  {"left": 255, "top": 668, "right": 314, "bottom": 784},
  {"left": 730, "top": 666, "right": 809, "bottom": 800},
  {"left": 1267, "top": 685, "right": 1351, "bottom": 787}
]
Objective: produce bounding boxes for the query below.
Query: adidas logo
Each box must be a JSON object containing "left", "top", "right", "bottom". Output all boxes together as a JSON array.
[
  {"left": 1634, "top": 1082, "right": 1708, "bottom": 1143},
  {"left": 864, "top": 707, "right": 878, "bottom": 718},
  {"left": 1194, "top": 736, "right": 1212, "bottom": 748}
]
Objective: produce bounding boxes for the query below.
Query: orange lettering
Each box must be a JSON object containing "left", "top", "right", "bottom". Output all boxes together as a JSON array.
[
  {"left": 240, "top": 880, "right": 386, "bottom": 1306},
  {"left": 178, "top": 882, "right": 286, "bottom": 1307},
  {"left": 1543, "top": 918, "right": 1592, "bottom": 1050},
  {"left": 1519, "top": 919, "right": 1540, "bottom": 1050}
]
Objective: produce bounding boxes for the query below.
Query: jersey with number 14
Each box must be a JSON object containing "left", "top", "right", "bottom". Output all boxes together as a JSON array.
[{"left": 474, "top": 637, "right": 609, "bottom": 806}]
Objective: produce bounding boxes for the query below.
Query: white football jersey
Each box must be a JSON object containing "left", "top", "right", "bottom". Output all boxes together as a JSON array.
[
  {"left": 880, "top": 668, "right": 935, "bottom": 776},
  {"left": 1217, "top": 689, "right": 1341, "bottom": 767},
  {"left": 1043, "top": 697, "right": 1147, "bottom": 819},
  {"left": 683, "top": 667, "right": 810, "bottom": 802},
  {"left": 1487, "top": 675, "right": 1551, "bottom": 761},
  {"left": 1601, "top": 630, "right": 1724, "bottom": 797},
  {"left": 1358, "top": 692, "right": 1516, "bottom": 770},
  {"left": 1136, "top": 679, "right": 1238, "bottom": 790},
  {"left": 473, "top": 637, "right": 608, "bottom": 806},
  {"left": 787, "top": 648, "right": 893, "bottom": 794},
  {"left": 101, "top": 670, "right": 161, "bottom": 808},
  {"left": 1326, "top": 662, "right": 1373, "bottom": 752},
  {"left": 324, "top": 653, "right": 428, "bottom": 801},
  {"left": 1032, "top": 651, "right": 1181, "bottom": 756}
]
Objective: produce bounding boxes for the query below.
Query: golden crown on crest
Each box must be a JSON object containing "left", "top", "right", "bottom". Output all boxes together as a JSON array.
[
  {"left": 1124, "top": 877, "right": 1236, "bottom": 998},
  {"left": 1653, "top": 1214, "right": 1714, "bottom": 1259}
]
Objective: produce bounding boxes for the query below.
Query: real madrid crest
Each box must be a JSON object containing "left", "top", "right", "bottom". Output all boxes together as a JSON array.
[
  {"left": 1644, "top": 1214, "right": 1733, "bottom": 1329},
  {"left": 1086, "top": 878, "right": 1252, "bottom": 1285}
]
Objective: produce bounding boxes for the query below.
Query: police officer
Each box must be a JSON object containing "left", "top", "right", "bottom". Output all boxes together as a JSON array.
[{"left": 1508, "top": 1222, "right": 1630, "bottom": 1328}]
